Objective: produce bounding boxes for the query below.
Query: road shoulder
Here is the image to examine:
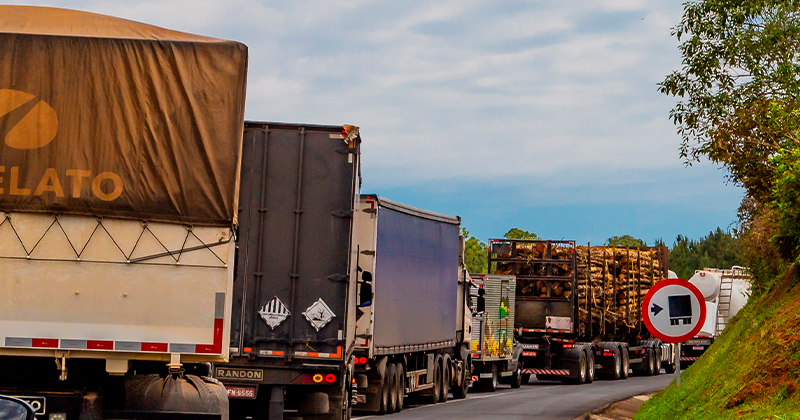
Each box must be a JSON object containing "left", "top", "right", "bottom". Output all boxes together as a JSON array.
[{"left": 574, "top": 393, "right": 654, "bottom": 420}]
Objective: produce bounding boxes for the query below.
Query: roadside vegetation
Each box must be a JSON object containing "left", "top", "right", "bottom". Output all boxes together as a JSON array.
[{"left": 638, "top": 0, "right": 800, "bottom": 417}]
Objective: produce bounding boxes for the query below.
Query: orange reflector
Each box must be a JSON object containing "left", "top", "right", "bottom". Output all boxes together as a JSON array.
[{"left": 244, "top": 347, "right": 253, "bottom": 353}]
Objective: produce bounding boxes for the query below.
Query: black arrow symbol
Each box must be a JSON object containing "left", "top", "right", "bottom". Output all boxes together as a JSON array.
[{"left": 651, "top": 303, "right": 663, "bottom": 316}]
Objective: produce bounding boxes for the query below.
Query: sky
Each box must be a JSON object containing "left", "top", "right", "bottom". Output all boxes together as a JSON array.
[{"left": 3, "top": 0, "right": 745, "bottom": 245}]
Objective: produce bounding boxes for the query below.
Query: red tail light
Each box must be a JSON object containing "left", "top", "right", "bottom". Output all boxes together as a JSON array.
[
  {"left": 562, "top": 344, "right": 574, "bottom": 349},
  {"left": 354, "top": 357, "right": 368, "bottom": 365},
  {"left": 292, "top": 373, "right": 336, "bottom": 384}
]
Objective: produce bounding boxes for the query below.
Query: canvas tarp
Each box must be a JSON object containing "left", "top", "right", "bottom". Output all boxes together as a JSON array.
[{"left": 0, "top": 6, "right": 247, "bottom": 226}]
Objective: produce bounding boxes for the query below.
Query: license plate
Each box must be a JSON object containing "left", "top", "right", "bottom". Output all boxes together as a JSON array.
[
  {"left": 226, "top": 386, "right": 257, "bottom": 399},
  {"left": 522, "top": 351, "right": 537, "bottom": 357},
  {"left": 692, "top": 346, "right": 705, "bottom": 351},
  {"left": 13, "top": 396, "right": 45, "bottom": 415},
  {"left": 686, "top": 339, "right": 711, "bottom": 345}
]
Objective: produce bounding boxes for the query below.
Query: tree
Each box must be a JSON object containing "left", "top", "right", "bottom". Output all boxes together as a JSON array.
[
  {"left": 607, "top": 235, "right": 646, "bottom": 247},
  {"left": 659, "top": 1, "right": 800, "bottom": 204},
  {"left": 503, "top": 228, "right": 540, "bottom": 240},
  {"left": 668, "top": 228, "right": 745, "bottom": 279},
  {"left": 461, "top": 227, "right": 488, "bottom": 274}
]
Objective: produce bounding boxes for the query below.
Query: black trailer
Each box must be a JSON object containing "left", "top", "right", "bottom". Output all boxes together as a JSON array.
[
  {"left": 214, "top": 122, "right": 361, "bottom": 420},
  {"left": 488, "top": 239, "right": 675, "bottom": 385}
]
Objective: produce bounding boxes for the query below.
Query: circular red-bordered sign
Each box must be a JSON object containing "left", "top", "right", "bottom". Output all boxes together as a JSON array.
[{"left": 641, "top": 278, "right": 706, "bottom": 343}]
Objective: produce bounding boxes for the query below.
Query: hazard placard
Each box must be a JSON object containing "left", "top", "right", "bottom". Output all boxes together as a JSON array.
[{"left": 642, "top": 278, "right": 706, "bottom": 343}]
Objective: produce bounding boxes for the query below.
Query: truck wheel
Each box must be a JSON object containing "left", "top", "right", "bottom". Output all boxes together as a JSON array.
[
  {"left": 439, "top": 355, "right": 451, "bottom": 402},
  {"left": 646, "top": 348, "right": 656, "bottom": 376},
  {"left": 621, "top": 348, "right": 630, "bottom": 379},
  {"left": 654, "top": 348, "right": 662, "bottom": 375},
  {"left": 429, "top": 354, "right": 443, "bottom": 404},
  {"left": 486, "top": 363, "right": 498, "bottom": 392},
  {"left": 395, "top": 363, "right": 405, "bottom": 411},
  {"left": 564, "top": 351, "right": 586, "bottom": 385},
  {"left": 585, "top": 350, "right": 595, "bottom": 384},
  {"left": 387, "top": 363, "right": 397, "bottom": 414},
  {"left": 379, "top": 369, "right": 390, "bottom": 413},
  {"left": 451, "top": 360, "right": 469, "bottom": 399},
  {"left": 521, "top": 373, "right": 531, "bottom": 385},
  {"left": 664, "top": 362, "right": 676, "bottom": 374},
  {"left": 510, "top": 364, "right": 522, "bottom": 389},
  {"left": 610, "top": 348, "right": 622, "bottom": 380}
]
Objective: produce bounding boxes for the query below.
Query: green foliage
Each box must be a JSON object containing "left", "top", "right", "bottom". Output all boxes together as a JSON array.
[
  {"left": 769, "top": 148, "right": 800, "bottom": 260},
  {"left": 503, "top": 228, "right": 540, "bottom": 240},
  {"left": 659, "top": 0, "right": 800, "bottom": 203},
  {"left": 461, "top": 227, "right": 488, "bottom": 274},
  {"left": 669, "top": 228, "right": 745, "bottom": 279},
  {"left": 606, "top": 235, "right": 646, "bottom": 247}
]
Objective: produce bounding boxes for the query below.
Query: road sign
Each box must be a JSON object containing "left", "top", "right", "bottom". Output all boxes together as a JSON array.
[{"left": 642, "top": 278, "right": 706, "bottom": 344}]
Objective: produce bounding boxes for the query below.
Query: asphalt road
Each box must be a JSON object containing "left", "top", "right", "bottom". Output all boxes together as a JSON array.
[{"left": 354, "top": 372, "right": 674, "bottom": 420}]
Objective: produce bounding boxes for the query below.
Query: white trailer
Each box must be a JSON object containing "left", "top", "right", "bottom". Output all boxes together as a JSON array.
[{"left": 0, "top": 6, "right": 247, "bottom": 419}]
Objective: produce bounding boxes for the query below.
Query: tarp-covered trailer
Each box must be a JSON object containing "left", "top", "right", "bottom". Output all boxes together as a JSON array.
[{"left": 0, "top": 5, "right": 247, "bottom": 420}]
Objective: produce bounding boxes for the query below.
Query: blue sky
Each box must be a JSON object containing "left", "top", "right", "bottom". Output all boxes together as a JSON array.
[{"left": 4, "top": 0, "right": 745, "bottom": 245}]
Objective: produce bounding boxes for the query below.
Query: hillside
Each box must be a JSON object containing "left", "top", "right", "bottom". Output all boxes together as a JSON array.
[{"left": 635, "top": 267, "right": 800, "bottom": 419}]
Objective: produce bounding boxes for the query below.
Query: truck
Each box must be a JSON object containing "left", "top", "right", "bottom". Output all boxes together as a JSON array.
[
  {"left": 351, "top": 195, "right": 472, "bottom": 413},
  {"left": 468, "top": 274, "right": 523, "bottom": 391},
  {"left": 681, "top": 267, "right": 751, "bottom": 367},
  {"left": 0, "top": 5, "right": 247, "bottom": 420},
  {"left": 488, "top": 239, "right": 677, "bottom": 385},
  {"left": 213, "top": 122, "right": 362, "bottom": 420}
]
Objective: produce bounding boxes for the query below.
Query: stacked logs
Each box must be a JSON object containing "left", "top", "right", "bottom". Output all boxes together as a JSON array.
[
  {"left": 492, "top": 241, "right": 667, "bottom": 336},
  {"left": 493, "top": 241, "right": 575, "bottom": 299},
  {"left": 576, "top": 246, "right": 666, "bottom": 336}
]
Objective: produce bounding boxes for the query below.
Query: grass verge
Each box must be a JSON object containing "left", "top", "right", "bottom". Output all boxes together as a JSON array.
[{"left": 635, "top": 266, "right": 800, "bottom": 419}]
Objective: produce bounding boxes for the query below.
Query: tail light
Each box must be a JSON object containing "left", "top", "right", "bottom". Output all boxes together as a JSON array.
[
  {"left": 354, "top": 357, "right": 368, "bottom": 365},
  {"left": 562, "top": 344, "right": 574, "bottom": 349},
  {"left": 292, "top": 373, "right": 337, "bottom": 384}
]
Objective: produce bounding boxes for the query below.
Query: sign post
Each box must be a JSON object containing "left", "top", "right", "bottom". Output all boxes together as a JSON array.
[{"left": 642, "top": 278, "right": 706, "bottom": 387}]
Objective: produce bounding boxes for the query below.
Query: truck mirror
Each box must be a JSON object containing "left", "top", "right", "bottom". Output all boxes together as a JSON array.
[
  {"left": 477, "top": 288, "right": 486, "bottom": 313},
  {"left": 359, "top": 271, "right": 373, "bottom": 307},
  {"left": 0, "top": 396, "right": 35, "bottom": 420}
]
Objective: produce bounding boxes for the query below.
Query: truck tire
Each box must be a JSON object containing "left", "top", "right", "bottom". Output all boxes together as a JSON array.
[
  {"left": 451, "top": 359, "right": 469, "bottom": 399},
  {"left": 664, "top": 362, "right": 676, "bottom": 374},
  {"left": 395, "top": 363, "right": 405, "bottom": 411},
  {"left": 387, "top": 363, "right": 397, "bottom": 414},
  {"left": 428, "top": 354, "right": 443, "bottom": 404},
  {"left": 379, "top": 368, "right": 390, "bottom": 414},
  {"left": 521, "top": 373, "right": 531, "bottom": 385},
  {"left": 654, "top": 347, "right": 662, "bottom": 375},
  {"left": 646, "top": 348, "right": 656, "bottom": 376},
  {"left": 585, "top": 350, "right": 595, "bottom": 384},
  {"left": 563, "top": 351, "right": 586, "bottom": 385},
  {"left": 610, "top": 348, "right": 622, "bottom": 380},
  {"left": 439, "top": 354, "right": 451, "bottom": 402},
  {"left": 487, "top": 363, "right": 498, "bottom": 392},
  {"left": 510, "top": 364, "right": 522, "bottom": 389},
  {"left": 620, "top": 347, "right": 630, "bottom": 379}
]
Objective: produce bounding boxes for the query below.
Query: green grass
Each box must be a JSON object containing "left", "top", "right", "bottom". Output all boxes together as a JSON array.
[{"left": 635, "top": 268, "right": 800, "bottom": 420}]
